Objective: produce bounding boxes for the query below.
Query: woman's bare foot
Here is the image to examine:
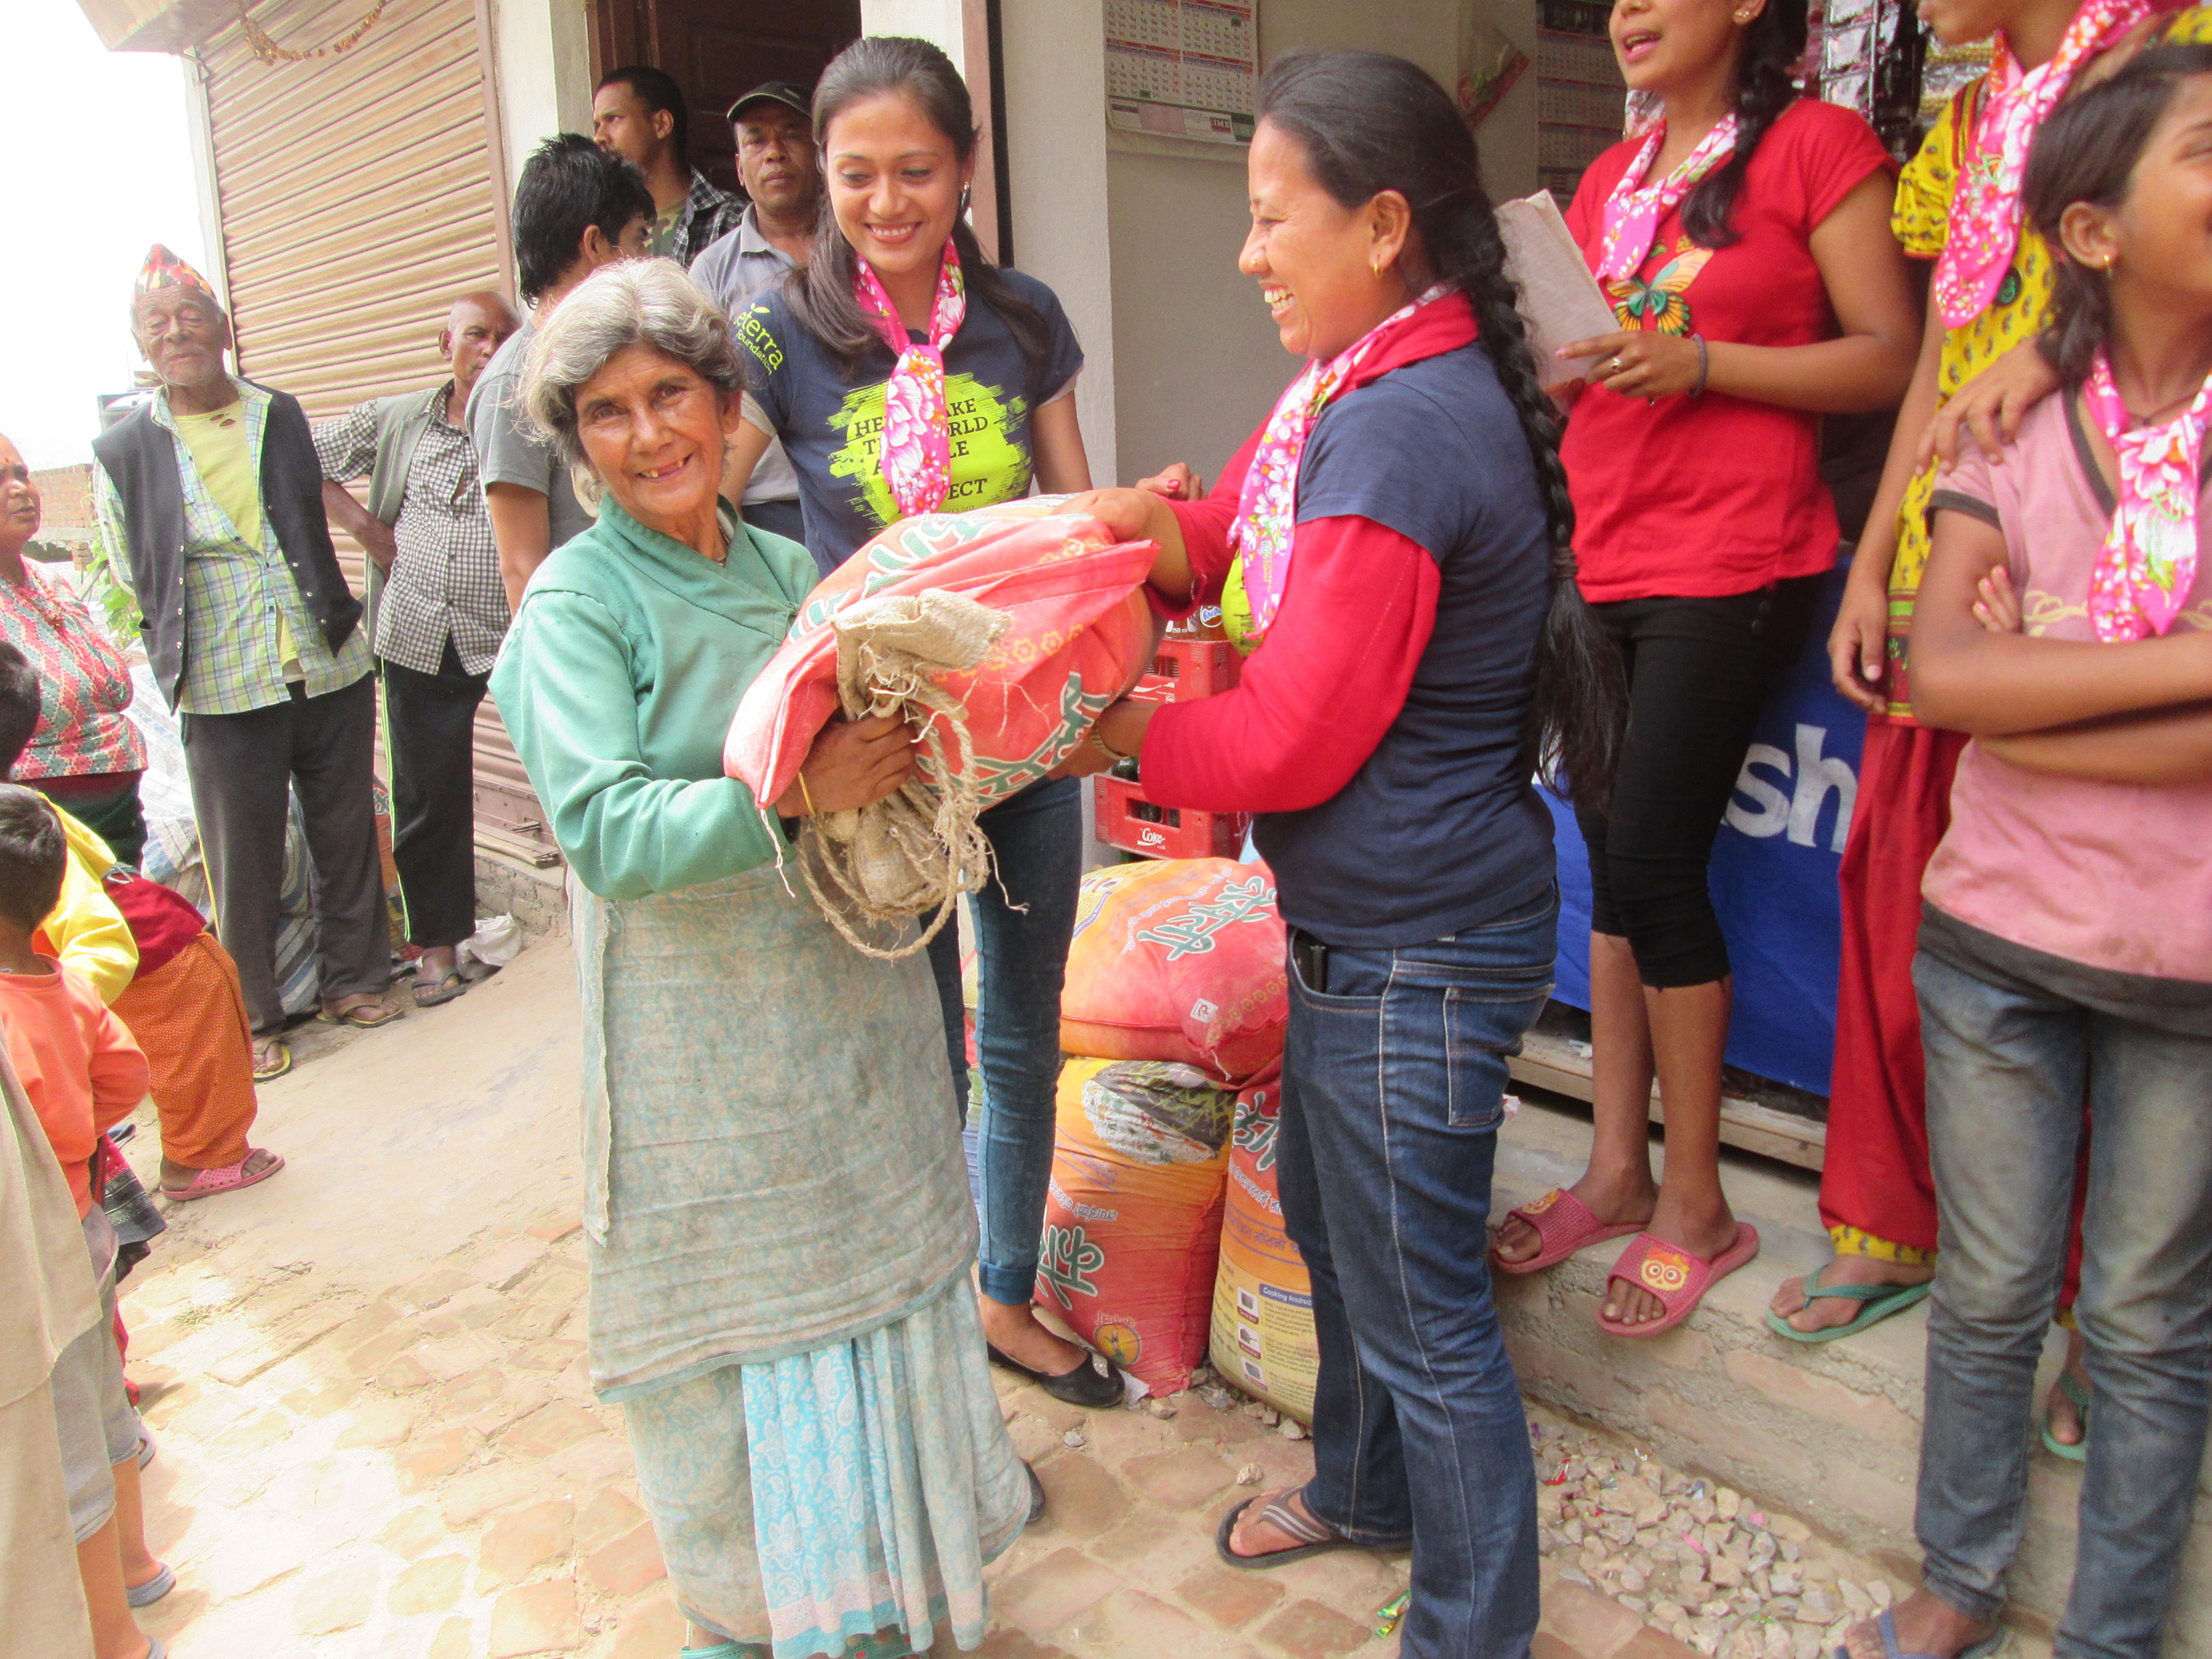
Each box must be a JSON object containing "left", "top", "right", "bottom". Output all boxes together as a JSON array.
[
  {"left": 1839, "top": 1589, "right": 1993, "bottom": 1659},
  {"left": 1770, "top": 1254, "right": 1934, "bottom": 1334},
  {"left": 1227, "top": 1487, "right": 1331, "bottom": 1560},
  {"left": 1492, "top": 1166, "right": 1657, "bottom": 1267},
  {"left": 979, "top": 1295, "right": 1087, "bottom": 1377},
  {"left": 1602, "top": 1185, "right": 1739, "bottom": 1328},
  {"left": 2047, "top": 1326, "right": 2090, "bottom": 1449}
]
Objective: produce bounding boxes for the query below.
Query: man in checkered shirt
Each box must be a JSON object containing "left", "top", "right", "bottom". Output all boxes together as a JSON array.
[
  {"left": 91, "top": 247, "right": 396, "bottom": 1075},
  {"left": 317, "top": 292, "right": 521, "bottom": 1009}
]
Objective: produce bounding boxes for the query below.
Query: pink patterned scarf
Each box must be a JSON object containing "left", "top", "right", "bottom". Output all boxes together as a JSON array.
[
  {"left": 854, "top": 240, "right": 968, "bottom": 518},
  {"left": 1933, "top": 0, "right": 2158, "bottom": 328},
  {"left": 2080, "top": 353, "right": 2210, "bottom": 641},
  {"left": 1596, "top": 116, "right": 1739, "bottom": 283},
  {"left": 1231, "top": 287, "right": 1447, "bottom": 639}
]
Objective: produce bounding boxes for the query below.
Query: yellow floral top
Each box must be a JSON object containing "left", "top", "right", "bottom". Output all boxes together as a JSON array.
[{"left": 1882, "top": 3, "right": 2212, "bottom": 720}]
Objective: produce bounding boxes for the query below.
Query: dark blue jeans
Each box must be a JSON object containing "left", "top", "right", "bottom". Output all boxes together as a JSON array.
[
  {"left": 925, "top": 776, "right": 1083, "bottom": 1308},
  {"left": 1913, "top": 910, "right": 2212, "bottom": 1659},
  {"left": 1279, "top": 886, "right": 1555, "bottom": 1659}
]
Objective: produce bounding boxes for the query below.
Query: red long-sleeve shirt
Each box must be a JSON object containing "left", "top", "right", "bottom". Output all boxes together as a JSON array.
[{"left": 1140, "top": 439, "right": 1440, "bottom": 814}]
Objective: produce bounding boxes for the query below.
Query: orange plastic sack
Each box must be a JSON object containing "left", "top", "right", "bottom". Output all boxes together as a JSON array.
[
  {"left": 724, "top": 499, "right": 1158, "bottom": 814},
  {"left": 1061, "top": 858, "right": 1287, "bottom": 1085},
  {"left": 1035, "top": 1057, "right": 1232, "bottom": 1397},
  {"left": 1210, "top": 1065, "right": 1318, "bottom": 1423}
]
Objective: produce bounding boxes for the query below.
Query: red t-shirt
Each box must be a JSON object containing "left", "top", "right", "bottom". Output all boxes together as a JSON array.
[{"left": 1561, "top": 98, "right": 1894, "bottom": 602}]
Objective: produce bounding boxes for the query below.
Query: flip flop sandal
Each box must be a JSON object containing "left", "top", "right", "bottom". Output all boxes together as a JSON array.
[
  {"left": 125, "top": 1562, "right": 176, "bottom": 1608},
  {"left": 1763, "top": 1267, "right": 1933, "bottom": 1344},
  {"left": 252, "top": 1040, "right": 291, "bottom": 1082},
  {"left": 1214, "top": 1488, "right": 1394, "bottom": 1569},
  {"left": 1597, "top": 1224, "right": 1761, "bottom": 1339},
  {"left": 161, "top": 1149, "right": 285, "bottom": 1202},
  {"left": 2040, "top": 1369, "right": 2090, "bottom": 1464},
  {"left": 136, "top": 1427, "right": 155, "bottom": 1469},
  {"left": 1830, "top": 1608, "right": 2008, "bottom": 1659},
  {"left": 318, "top": 1001, "right": 402, "bottom": 1029},
  {"left": 1491, "top": 1188, "right": 1642, "bottom": 1275},
  {"left": 412, "top": 971, "right": 470, "bottom": 1008}
]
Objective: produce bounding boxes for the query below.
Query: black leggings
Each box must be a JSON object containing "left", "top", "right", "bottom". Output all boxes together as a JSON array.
[{"left": 1576, "top": 578, "right": 1820, "bottom": 989}]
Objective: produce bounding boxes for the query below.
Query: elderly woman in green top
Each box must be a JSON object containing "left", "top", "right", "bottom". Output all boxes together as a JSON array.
[{"left": 490, "top": 260, "right": 1036, "bottom": 1659}]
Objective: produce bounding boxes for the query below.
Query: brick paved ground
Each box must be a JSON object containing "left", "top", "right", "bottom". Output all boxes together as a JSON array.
[
  {"left": 117, "top": 1202, "right": 1706, "bottom": 1659},
  {"left": 100, "top": 940, "right": 1902, "bottom": 1659}
]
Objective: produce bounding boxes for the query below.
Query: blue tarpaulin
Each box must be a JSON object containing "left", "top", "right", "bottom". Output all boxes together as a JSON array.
[{"left": 1543, "top": 566, "right": 1863, "bottom": 1097}]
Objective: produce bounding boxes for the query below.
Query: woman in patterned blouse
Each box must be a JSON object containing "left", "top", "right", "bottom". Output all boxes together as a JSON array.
[{"left": 0, "top": 433, "right": 149, "bottom": 867}]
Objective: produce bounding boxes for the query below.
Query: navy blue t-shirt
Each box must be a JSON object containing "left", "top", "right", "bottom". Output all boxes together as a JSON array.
[
  {"left": 1257, "top": 344, "right": 1557, "bottom": 947},
  {"left": 738, "top": 268, "right": 1084, "bottom": 574}
]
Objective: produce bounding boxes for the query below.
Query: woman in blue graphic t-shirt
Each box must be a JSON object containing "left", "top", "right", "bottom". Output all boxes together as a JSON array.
[{"left": 722, "top": 35, "right": 1119, "bottom": 1410}]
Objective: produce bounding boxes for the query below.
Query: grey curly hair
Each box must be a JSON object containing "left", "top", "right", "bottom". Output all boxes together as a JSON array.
[{"left": 520, "top": 259, "right": 746, "bottom": 504}]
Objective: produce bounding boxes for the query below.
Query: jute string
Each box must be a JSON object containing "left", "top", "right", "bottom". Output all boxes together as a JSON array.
[{"left": 793, "top": 590, "right": 1012, "bottom": 959}]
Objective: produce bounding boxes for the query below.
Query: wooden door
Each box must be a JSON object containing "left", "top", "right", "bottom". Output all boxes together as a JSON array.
[{"left": 590, "top": 0, "right": 862, "bottom": 192}]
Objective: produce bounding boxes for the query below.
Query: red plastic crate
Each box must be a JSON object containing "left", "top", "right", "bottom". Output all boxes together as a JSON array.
[
  {"left": 1127, "top": 636, "right": 1242, "bottom": 705},
  {"left": 1093, "top": 773, "right": 1251, "bottom": 860}
]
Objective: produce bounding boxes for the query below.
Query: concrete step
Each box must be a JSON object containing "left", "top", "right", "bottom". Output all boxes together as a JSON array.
[{"left": 1491, "top": 1095, "right": 2212, "bottom": 1656}]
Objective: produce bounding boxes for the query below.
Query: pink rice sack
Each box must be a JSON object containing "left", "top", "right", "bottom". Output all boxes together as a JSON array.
[{"left": 725, "top": 498, "right": 1159, "bottom": 810}]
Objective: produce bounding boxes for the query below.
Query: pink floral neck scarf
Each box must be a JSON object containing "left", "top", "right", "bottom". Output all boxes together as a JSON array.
[
  {"left": 854, "top": 240, "right": 968, "bottom": 517},
  {"left": 1596, "top": 115, "right": 1738, "bottom": 283},
  {"left": 1933, "top": 0, "right": 2156, "bottom": 328},
  {"left": 2080, "top": 352, "right": 2211, "bottom": 642},
  {"left": 1231, "top": 287, "right": 1447, "bottom": 638}
]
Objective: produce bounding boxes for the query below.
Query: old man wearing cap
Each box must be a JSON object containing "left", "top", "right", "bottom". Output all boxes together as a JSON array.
[
  {"left": 91, "top": 247, "right": 395, "bottom": 1078},
  {"left": 690, "top": 80, "right": 819, "bottom": 553}
]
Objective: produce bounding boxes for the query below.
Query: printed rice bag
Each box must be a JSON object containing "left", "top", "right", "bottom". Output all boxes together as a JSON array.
[
  {"left": 1035, "top": 1057, "right": 1233, "bottom": 1397},
  {"left": 724, "top": 498, "right": 1159, "bottom": 814},
  {"left": 1209, "top": 1065, "right": 1317, "bottom": 1423},
  {"left": 1061, "top": 858, "right": 1287, "bottom": 1084}
]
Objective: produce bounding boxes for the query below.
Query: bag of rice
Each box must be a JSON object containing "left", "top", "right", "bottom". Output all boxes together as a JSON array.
[
  {"left": 1061, "top": 857, "right": 1287, "bottom": 1085},
  {"left": 1035, "top": 1057, "right": 1232, "bottom": 1397},
  {"left": 1210, "top": 1065, "right": 1318, "bottom": 1423},
  {"left": 724, "top": 498, "right": 1159, "bottom": 955}
]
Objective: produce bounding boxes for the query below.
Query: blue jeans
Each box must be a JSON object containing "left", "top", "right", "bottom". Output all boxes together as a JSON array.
[
  {"left": 1278, "top": 886, "right": 1555, "bottom": 1659},
  {"left": 1913, "top": 909, "right": 2212, "bottom": 1659},
  {"left": 925, "top": 776, "right": 1083, "bottom": 1308}
]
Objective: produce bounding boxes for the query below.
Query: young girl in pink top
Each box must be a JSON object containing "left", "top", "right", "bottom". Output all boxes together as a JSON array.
[{"left": 1840, "top": 45, "right": 2212, "bottom": 1659}]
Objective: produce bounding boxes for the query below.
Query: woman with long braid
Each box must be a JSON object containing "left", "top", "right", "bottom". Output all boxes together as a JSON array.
[
  {"left": 1491, "top": 0, "right": 1921, "bottom": 1336},
  {"left": 1058, "top": 50, "right": 1623, "bottom": 1657}
]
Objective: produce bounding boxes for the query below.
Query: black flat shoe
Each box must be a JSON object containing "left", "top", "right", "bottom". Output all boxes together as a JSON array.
[
  {"left": 1024, "top": 1461, "right": 1048, "bottom": 1525},
  {"left": 986, "top": 1342, "right": 1127, "bottom": 1408}
]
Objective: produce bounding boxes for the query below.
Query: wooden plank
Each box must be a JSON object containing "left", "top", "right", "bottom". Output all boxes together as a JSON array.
[{"left": 1509, "top": 1030, "right": 1827, "bottom": 1172}]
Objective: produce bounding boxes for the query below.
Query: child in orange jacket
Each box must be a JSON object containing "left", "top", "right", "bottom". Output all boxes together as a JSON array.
[{"left": 0, "top": 781, "right": 174, "bottom": 1658}]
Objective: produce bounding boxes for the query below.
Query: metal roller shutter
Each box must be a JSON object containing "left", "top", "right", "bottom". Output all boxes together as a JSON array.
[{"left": 201, "top": 0, "right": 559, "bottom": 868}]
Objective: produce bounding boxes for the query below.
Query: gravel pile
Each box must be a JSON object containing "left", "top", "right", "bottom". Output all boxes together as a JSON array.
[{"left": 1533, "top": 1419, "right": 1894, "bottom": 1658}]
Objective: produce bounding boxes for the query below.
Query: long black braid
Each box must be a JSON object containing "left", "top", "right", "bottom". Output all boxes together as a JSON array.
[
  {"left": 1679, "top": 0, "right": 1809, "bottom": 249},
  {"left": 1257, "top": 50, "right": 1623, "bottom": 804}
]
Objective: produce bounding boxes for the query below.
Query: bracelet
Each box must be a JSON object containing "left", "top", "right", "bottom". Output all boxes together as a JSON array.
[
  {"left": 798, "top": 772, "right": 818, "bottom": 816},
  {"left": 1091, "top": 725, "right": 1134, "bottom": 765},
  {"left": 1689, "top": 334, "right": 1709, "bottom": 399}
]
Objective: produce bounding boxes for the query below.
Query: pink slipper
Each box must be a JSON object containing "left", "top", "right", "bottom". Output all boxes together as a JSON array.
[
  {"left": 1492, "top": 1189, "right": 1642, "bottom": 1275},
  {"left": 161, "top": 1150, "right": 285, "bottom": 1202},
  {"left": 1596, "top": 1224, "right": 1760, "bottom": 1338}
]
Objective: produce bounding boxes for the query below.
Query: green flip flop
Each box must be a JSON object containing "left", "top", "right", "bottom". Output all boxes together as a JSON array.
[
  {"left": 1763, "top": 1267, "right": 1933, "bottom": 1344},
  {"left": 2041, "top": 1369, "right": 2090, "bottom": 1463}
]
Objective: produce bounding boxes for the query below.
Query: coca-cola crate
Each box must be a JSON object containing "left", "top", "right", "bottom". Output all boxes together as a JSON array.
[
  {"left": 1128, "top": 636, "right": 1241, "bottom": 705},
  {"left": 1093, "top": 772, "right": 1250, "bottom": 860}
]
